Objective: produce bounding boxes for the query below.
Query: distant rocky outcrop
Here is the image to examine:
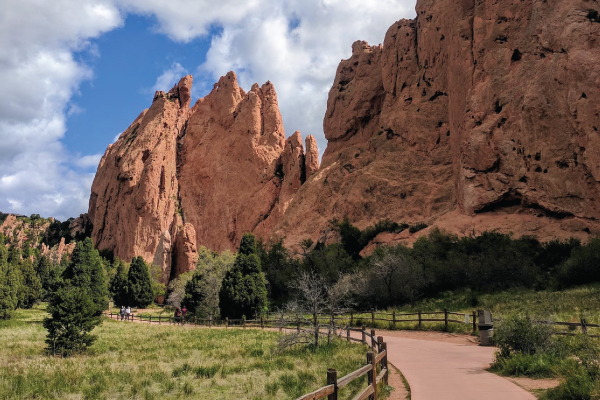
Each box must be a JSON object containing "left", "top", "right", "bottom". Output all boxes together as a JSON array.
[
  {"left": 88, "top": 0, "right": 600, "bottom": 280},
  {"left": 88, "top": 73, "right": 318, "bottom": 282},
  {"left": 0, "top": 213, "right": 79, "bottom": 263}
]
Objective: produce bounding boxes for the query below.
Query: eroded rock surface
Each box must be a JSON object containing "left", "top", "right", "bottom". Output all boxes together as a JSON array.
[
  {"left": 274, "top": 0, "right": 600, "bottom": 248},
  {"left": 89, "top": 0, "right": 600, "bottom": 276},
  {"left": 89, "top": 73, "right": 317, "bottom": 279}
]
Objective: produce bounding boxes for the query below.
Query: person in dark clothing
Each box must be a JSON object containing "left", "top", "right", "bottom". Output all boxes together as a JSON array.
[{"left": 174, "top": 307, "right": 181, "bottom": 324}]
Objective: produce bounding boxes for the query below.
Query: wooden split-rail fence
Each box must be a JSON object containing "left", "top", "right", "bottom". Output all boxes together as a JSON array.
[
  {"left": 105, "top": 308, "right": 600, "bottom": 337},
  {"left": 295, "top": 328, "right": 388, "bottom": 400},
  {"left": 105, "top": 309, "right": 600, "bottom": 400}
]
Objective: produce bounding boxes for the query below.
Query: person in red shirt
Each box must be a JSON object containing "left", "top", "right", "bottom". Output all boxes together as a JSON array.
[{"left": 181, "top": 306, "right": 188, "bottom": 324}]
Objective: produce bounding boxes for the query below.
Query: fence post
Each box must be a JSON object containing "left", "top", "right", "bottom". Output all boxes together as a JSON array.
[
  {"left": 418, "top": 310, "right": 422, "bottom": 328},
  {"left": 149, "top": 315, "right": 152, "bottom": 324},
  {"left": 362, "top": 326, "right": 366, "bottom": 344},
  {"left": 472, "top": 311, "right": 477, "bottom": 333},
  {"left": 243, "top": 316, "right": 246, "bottom": 328},
  {"left": 367, "top": 351, "right": 376, "bottom": 400},
  {"left": 225, "top": 317, "right": 229, "bottom": 329},
  {"left": 371, "top": 329, "right": 376, "bottom": 350},
  {"left": 327, "top": 369, "right": 338, "bottom": 400},
  {"left": 377, "top": 336, "right": 383, "bottom": 353},
  {"left": 347, "top": 326, "right": 350, "bottom": 342},
  {"left": 392, "top": 311, "right": 396, "bottom": 327},
  {"left": 209, "top": 315, "right": 213, "bottom": 328},
  {"left": 444, "top": 309, "right": 448, "bottom": 331},
  {"left": 297, "top": 320, "right": 301, "bottom": 333},
  {"left": 371, "top": 308, "right": 375, "bottom": 327},
  {"left": 261, "top": 316, "right": 264, "bottom": 329},
  {"left": 350, "top": 311, "right": 354, "bottom": 326},
  {"left": 582, "top": 318, "right": 588, "bottom": 335},
  {"left": 382, "top": 342, "right": 389, "bottom": 385}
]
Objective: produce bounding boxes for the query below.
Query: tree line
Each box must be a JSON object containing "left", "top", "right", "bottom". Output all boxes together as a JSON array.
[{"left": 3, "top": 217, "right": 600, "bottom": 356}]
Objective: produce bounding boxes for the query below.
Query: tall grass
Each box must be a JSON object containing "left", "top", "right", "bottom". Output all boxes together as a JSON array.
[{"left": 0, "top": 306, "right": 369, "bottom": 400}]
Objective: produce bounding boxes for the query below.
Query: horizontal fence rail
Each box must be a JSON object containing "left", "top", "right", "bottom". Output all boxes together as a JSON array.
[{"left": 104, "top": 309, "right": 600, "bottom": 338}]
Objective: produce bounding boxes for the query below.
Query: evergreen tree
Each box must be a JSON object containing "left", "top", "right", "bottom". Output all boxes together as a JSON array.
[
  {"left": 125, "top": 256, "right": 154, "bottom": 308},
  {"left": 35, "top": 255, "right": 52, "bottom": 290},
  {"left": 219, "top": 233, "right": 268, "bottom": 319},
  {"left": 17, "top": 258, "right": 42, "bottom": 308},
  {"left": 62, "top": 238, "right": 108, "bottom": 313},
  {"left": 44, "top": 285, "right": 100, "bottom": 356},
  {"left": 44, "top": 238, "right": 108, "bottom": 355},
  {"left": 0, "top": 239, "right": 19, "bottom": 319},
  {"left": 109, "top": 259, "right": 128, "bottom": 307}
]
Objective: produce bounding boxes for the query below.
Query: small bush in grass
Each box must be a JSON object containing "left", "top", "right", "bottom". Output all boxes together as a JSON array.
[{"left": 494, "top": 314, "right": 556, "bottom": 358}]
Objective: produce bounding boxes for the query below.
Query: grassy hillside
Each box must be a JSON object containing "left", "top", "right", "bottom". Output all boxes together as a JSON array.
[{"left": 0, "top": 306, "right": 370, "bottom": 400}]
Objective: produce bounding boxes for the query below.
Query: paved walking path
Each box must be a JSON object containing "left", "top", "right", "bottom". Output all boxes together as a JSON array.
[
  {"left": 366, "top": 332, "right": 536, "bottom": 400},
  {"left": 106, "top": 315, "right": 535, "bottom": 399}
]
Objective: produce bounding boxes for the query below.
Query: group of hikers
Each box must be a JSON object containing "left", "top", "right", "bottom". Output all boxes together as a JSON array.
[
  {"left": 119, "top": 306, "right": 132, "bottom": 321},
  {"left": 117, "top": 305, "right": 188, "bottom": 323}
]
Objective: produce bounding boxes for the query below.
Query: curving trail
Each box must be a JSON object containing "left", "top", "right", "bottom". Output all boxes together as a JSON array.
[
  {"left": 106, "top": 315, "right": 535, "bottom": 399},
  {"left": 362, "top": 331, "right": 536, "bottom": 400}
]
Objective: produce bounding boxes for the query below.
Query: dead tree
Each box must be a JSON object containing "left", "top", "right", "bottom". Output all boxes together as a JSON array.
[{"left": 277, "top": 271, "right": 352, "bottom": 350}]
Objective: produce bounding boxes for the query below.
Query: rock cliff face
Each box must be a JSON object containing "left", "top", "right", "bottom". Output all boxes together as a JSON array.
[
  {"left": 273, "top": 0, "right": 600, "bottom": 247},
  {"left": 88, "top": 73, "right": 318, "bottom": 281},
  {"left": 88, "top": 0, "right": 600, "bottom": 278}
]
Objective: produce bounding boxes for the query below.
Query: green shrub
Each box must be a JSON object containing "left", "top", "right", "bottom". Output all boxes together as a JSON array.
[
  {"left": 494, "top": 315, "right": 556, "bottom": 358},
  {"left": 540, "top": 372, "right": 598, "bottom": 400}
]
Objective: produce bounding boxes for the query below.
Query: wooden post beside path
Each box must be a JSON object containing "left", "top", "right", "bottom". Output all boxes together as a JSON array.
[
  {"left": 472, "top": 311, "right": 477, "bottom": 333},
  {"left": 371, "top": 329, "right": 376, "bottom": 350},
  {"left": 381, "top": 342, "right": 389, "bottom": 385},
  {"left": 582, "top": 318, "right": 588, "bottom": 335},
  {"left": 371, "top": 309, "right": 375, "bottom": 327},
  {"left": 327, "top": 369, "right": 338, "bottom": 400},
  {"left": 367, "top": 351, "right": 376, "bottom": 400},
  {"left": 444, "top": 309, "right": 448, "bottom": 331},
  {"left": 362, "top": 326, "right": 366, "bottom": 344},
  {"left": 418, "top": 310, "right": 422, "bottom": 328}
]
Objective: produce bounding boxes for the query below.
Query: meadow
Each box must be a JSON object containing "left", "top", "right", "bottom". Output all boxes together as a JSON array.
[
  {"left": 0, "top": 305, "right": 371, "bottom": 400},
  {"left": 330, "top": 283, "right": 600, "bottom": 335}
]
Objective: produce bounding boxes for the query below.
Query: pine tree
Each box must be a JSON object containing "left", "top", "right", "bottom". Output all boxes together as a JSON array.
[
  {"left": 219, "top": 233, "right": 268, "bottom": 319},
  {"left": 44, "top": 285, "right": 100, "bottom": 356},
  {"left": 125, "top": 256, "right": 154, "bottom": 308},
  {"left": 17, "top": 258, "right": 42, "bottom": 309},
  {"left": 62, "top": 238, "right": 108, "bottom": 313},
  {"left": 0, "top": 239, "right": 19, "bottom": 319},
  {"left": 109, "top": 259, "right": 128, "bottom": 307},
  {"left": 35, "top": 255, "right": 53, "bottom": 300},
  {"left": 44, "top": 238, "right": 108, "bottom": 355}
]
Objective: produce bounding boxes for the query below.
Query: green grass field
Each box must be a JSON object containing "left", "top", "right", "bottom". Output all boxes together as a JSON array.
[
  {"left": 338, "top": 284, "right": 600, "bottom": 335},
  {"left": 0, "top": 306, "right": 372, "bottom": 400}
]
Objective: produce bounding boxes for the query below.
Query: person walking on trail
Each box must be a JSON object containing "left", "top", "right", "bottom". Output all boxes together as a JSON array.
[
  {"left": 125, "top": 306, "right": 131, "bottom": 321},
  {"left": 120, "top": 306, "right": 125, "bottom": 321},
  {"left": 174, "top": 307, "right": 181, "bottom": 324},
  {"left": 182, "top": 306, "right": 187, "bottom": 324}
]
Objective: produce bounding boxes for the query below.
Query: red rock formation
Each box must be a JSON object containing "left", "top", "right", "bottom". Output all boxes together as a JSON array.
[
  {"left": 274, "top": 0, "right": 600, "bottom": 248},
  {"left": 89, "top": 72, "right": 317, "bottom": 279},
  {"left": 88, "top": 76, "right": 191, "bottom": 281},
  {"left": 305, "top": 135, "right": 320, "bottom": 178},
  {"left": 88, "top": 0, "right": 600, "bottom": 276}
]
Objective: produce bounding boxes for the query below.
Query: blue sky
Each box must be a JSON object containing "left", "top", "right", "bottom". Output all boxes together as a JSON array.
[
  {"left": 0, "top": 0, "right": 416, "bottom": 221},
  {"left": 67, "top": 14, "right": 216, "bottom": 157}
]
